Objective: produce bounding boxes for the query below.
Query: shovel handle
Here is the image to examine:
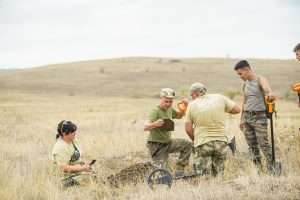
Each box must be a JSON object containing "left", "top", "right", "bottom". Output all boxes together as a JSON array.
[
  {"left": 265, "top": 96, "right": 275, "bottom": 113},
  {"left": 177, "top": 100, "right": 188, "bottom": 114}
]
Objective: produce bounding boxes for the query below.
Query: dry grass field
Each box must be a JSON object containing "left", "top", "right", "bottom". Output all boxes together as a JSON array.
[{"left": 0, "top": 57, "right": 299, "bottom": 199}]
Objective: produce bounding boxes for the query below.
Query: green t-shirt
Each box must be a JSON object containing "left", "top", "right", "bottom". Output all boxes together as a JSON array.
[
  {"left": 147, "top": 105, "right": 178, "bottom": 143},
  {"left": 185, "top": 94, "right": 235, "bottom": 147}
]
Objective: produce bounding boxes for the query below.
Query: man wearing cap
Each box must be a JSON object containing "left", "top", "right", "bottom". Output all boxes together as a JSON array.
[
  {"left": 144, "top": 88, "right": 192, "bottom": 177},
  {"left": 185, "top": 83, "right": 240, "bottom": 176}
]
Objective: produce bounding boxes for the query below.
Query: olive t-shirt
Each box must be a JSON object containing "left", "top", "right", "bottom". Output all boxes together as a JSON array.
[
  {"left": 147, "top": 105, "right": 178, "bottom": 143},
  {"left": 52, "top": 138, "right": 84, "bottom": 177}
]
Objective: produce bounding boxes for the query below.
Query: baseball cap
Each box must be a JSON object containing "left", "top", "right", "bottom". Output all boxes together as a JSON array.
[
  {"left": 160, "top": 88, "right": 175, "bottom": 98},
  {"left": 189, "top": 82, "right": 207, "bottom": 94}
]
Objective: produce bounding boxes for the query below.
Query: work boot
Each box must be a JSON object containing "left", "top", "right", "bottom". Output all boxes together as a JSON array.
[
  {"left": 252, "top": 157, "right": 262, "bottom": 171},
  {"left": 267, "top": 162, "right": 282, "bottom": 176},
  {"left": 174, "top": 164, "right": 186, "bottom": 178},
  {"left": 252, "top": 157, "right": 261, "bottom": 165}
]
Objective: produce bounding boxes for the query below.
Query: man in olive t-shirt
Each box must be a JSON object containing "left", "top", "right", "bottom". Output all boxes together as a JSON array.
[
  {"left": 144, "top": 88, "right": 192, "bottom": 176},
  {"left": 185, "top": 83, "right": 240, "bottom": 176}
]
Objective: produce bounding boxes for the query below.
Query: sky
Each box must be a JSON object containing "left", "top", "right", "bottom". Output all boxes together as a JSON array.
[{"left": 0, "top": 0, "right": 299, "bottom": 69}]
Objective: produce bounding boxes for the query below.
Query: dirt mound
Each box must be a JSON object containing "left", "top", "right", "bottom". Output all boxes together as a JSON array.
[{"left": 107, "top": 162, "right": 155, "bottom": 187}]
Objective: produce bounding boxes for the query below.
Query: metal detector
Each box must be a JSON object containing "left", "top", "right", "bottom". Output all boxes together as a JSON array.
[
  {"left": 265, "top": 97, "right": 282, "bottom": 175},
  {"left": 147, "top": 166, "right": 204, "bottom": 189}
]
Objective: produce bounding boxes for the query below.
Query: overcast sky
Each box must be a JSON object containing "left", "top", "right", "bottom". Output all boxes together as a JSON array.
[{"left": 0, "top": 0, "right": 299, "bottom": 69}]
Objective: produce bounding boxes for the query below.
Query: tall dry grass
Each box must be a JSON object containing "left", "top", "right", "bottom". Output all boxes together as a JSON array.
[
  {"left": 0, "top": 57, "right": 299, "bottom": 199},
  {"left": 0, "top": 90, "right": 299, "bottom": 199}
]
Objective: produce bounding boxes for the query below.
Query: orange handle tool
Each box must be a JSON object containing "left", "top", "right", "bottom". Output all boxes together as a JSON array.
[
  {"left": 292, "top": 83, "right": 300, "bottom": 94},
  {"left": 177, "top": 100, "right": 188, "bottom": 113},
  {"left": 265, "top": 96, "right": 275, "bottom": 113}
]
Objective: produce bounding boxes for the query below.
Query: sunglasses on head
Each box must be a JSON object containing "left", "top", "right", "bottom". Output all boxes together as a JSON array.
[
  {"left": 163, "top": 91, "right": 175, "bottom": 96},
  {"left": 61, "top": 121, "right": 68, "bottom": 135}
]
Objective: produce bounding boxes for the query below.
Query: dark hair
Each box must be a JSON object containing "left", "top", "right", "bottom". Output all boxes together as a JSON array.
[
  {"left": 56, "top": 120, "right": 77, "bottom": 140},
  {"left": 294, "top": 43, "right": 300, "bottom": 52},
  {"left": 234, "top": 60, "right": 251, "bottom": 70}
]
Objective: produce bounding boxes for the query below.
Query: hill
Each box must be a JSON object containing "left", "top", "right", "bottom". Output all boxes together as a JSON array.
[
  {"left": 0, "top": 57, "right": 299, "bottom": 100},
  {"left": 0, "top": 57, "right": 299, "bottom": 199}
]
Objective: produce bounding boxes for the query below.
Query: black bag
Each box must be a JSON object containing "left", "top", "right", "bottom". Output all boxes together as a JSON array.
[{"left": 158, "top": 119, "right": 174, "bottom": 131}]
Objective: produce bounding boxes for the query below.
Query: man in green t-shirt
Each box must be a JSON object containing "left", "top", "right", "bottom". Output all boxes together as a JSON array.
[
  {"left": 185, "top": 83, "right": 240, "bottom": 176},
  {"left": 144, "top": 88, "right": 192, "bottom": 176}
]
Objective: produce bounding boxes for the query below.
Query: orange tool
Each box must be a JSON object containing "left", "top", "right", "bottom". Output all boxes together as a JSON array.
[
  {"left": 265, "top": 96, "right": 275, "bottom": 113},
  {"left": 292, "top": 83, "right": 300, "bottom": 103},
  {"left": 177, "top": 100, "right": 188, "bottom": 114},
  {"left": 292, "top": 83, "right": 300, "bottom": 93}
]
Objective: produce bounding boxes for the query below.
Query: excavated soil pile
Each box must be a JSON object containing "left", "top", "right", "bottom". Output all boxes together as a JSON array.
[{"left": 107, "top": 162, "right": 155, "bottom": 187}]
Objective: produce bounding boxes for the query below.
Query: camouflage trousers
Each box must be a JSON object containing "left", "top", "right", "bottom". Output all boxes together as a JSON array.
[
  {"left": 62, "top": 172, "right": 95, "bottom": 187},
  {"left": 242, "top": 112, "right": 272, "bottom": 164},
  {"left": 194, "top": 140, "right": 228, "bottom": 176},
  {"left": 147, "top": 138, "right": 192, "bottom": 170}
]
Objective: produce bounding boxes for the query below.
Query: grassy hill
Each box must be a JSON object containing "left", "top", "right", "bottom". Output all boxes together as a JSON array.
[
  {"left": 0, "top": 57, "right": 299, "bottom": 199},
  {"left": 0, "top": 57, "right": 299, "bottom": 100}
]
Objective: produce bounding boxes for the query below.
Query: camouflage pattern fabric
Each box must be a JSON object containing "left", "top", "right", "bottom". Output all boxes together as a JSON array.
[
  {"left": 194, "top": 140, "right": 228, "bottom": 176},
  {"left": 61, "top": 172, "right": 96, "bottom": 187},
  {"left": 147, "top": 138, "right": 192, "bottom": 171},
  {"left": 242, "top": 112, "right": 272, "bottom": 164}
]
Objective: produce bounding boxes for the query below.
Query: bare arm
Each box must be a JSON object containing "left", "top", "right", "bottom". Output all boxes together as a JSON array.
[
  {"left": 60, "top": 163, "right": 91, "bottom": 173},
  {"left": 239, "top": 95, "right": 246, "bottom": 131},
  {"left": 176, "top": 110, "right": 185, "bottom": 119},
  {"left": 259, "top": 76, "right": 275, "bottom": 101},
  {"left": 242, "top": 95, "right": 246, "bottom": 110},
  {"left": 143, "top": 119, "right": 164, "bottom": 131},
  {"left": 185, "top": 122, "right": 194, "bottom": 141},
  {"left": 230, "top": 103, "right": 241, "bottom": 114}
]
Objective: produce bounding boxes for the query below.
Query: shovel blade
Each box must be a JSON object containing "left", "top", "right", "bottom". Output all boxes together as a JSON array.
[{"left": 268, "top": 162, "right": 282, "bottom": 176}]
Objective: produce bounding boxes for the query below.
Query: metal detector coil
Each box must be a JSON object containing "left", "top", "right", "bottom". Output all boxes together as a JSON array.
[{"left": 147, "top": 168, "right": 173, "bottom": 189}]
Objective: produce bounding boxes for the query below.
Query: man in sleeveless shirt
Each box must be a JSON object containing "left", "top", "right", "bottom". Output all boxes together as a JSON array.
[
  {"left": 144, "top": 88, "right": 192, "bottom": 177},
  {"left": 234, "top": 60, "right": 275, "bottom": 169},
  {"left": 185, "top": 83, "right": 240, "bottom": 176}
]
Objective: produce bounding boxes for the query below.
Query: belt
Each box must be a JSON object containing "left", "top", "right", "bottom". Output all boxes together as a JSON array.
[{"left": 244, "top": 110, "right": 265, "bottom": 116}]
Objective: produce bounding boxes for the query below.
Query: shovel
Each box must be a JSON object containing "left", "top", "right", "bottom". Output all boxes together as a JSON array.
[{"left": 265, "top": 97, "right": 282, "bottom": 175}]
